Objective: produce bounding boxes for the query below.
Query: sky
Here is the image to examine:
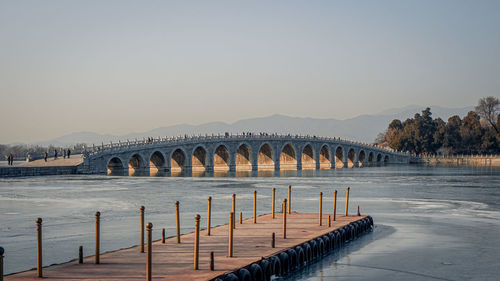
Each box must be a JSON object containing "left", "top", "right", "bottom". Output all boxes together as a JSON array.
[{"left": 1, "top": 0, "right": 499, "bottom": 144}]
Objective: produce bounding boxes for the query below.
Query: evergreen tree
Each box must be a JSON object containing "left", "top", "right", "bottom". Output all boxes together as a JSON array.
[{"left": 460, "top": 111, "right": 482, "bottom": 154}]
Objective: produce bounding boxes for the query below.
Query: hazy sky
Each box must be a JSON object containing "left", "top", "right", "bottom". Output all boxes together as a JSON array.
[{"left": 1, "top": 0, "right": 499, "bottom": 143}]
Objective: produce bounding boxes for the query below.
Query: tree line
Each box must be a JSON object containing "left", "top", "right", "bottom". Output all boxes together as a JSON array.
[{"left": 376, "top": 97, "right": 500, "bottom": 155}]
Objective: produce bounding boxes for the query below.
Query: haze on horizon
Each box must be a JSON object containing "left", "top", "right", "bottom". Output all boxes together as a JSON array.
[{"left": 1, "top": 0, "right": 499, "bottom": 144}]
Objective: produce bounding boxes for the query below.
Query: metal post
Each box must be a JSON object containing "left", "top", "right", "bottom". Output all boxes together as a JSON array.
[
  {"left": 95, "top": 212, "right": 100, "bottom": 264},
  {"left": 78, "top": 246, "right": 83, "bottom": 264},
  {"left": 140, "top": 206, "right": 145, "bottom": 253},
  {"left": 146, "top": 222, "right": 153, "bottom": 281},
  {"left": 175, "top": 201, "right": 180, "bottom": 243},
  {"left": 207, "top": 197, "right": 212, "bottom": 236},
  {"left": 239, "top": 212, "right": 242, "bottom": 224},
  {"left": 288, "top": 185, "right": 291, "bottom": 214},
  {"left": 357, "top": 205, "right": 360, "bottom": 216},
  {"left": 282, "top": 199, "right": 287, "bottom": 239},
  {"left": 210, "top": 251, "right": 214, "bottom": 271},
  {"left": 333, "top": 190, "right": 337, "bottom": 221},
  {"left": 272, "top": 188, "right": 276, "bottom": 219},
  {"left": 0, "top": 246, "right": 4, "bottom": 281},
  {"left": 232, "top": 194, "right": 236, "bottom": 229},
  {"left": 228, "top": 212, "right": 234, "bottom": 257},
  {"left": 319, "top": 192, "right": 323, "bottom": 226},
  {"left": 328, "top": 215, "right": 331, "bottom": 227},
  {"left": 253, "top": 190, "right": 257, "bottom": 223},
  {"left": 162, "top": 228, "right": 165, "bottom": 244},
  {"left": 345, "top": 187, "right": 350, "bottom": 216},
  {"left": 271, "top": 232, "right": 275, "bottom": 248},
  {"left": 36, "top": 218, "right": 42, "bottom": 277},
  {"left": 194, "top": 215, "right": 200, "bottom": 270}
]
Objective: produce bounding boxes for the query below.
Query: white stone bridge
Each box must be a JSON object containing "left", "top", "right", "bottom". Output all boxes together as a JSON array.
[{"left": 80, "top": 134, "right": 412, "bottom": 176}]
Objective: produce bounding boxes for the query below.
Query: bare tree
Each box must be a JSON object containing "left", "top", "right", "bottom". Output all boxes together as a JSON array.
[{"left": 475, "top": 96, "right": 499, "bottom": 133}]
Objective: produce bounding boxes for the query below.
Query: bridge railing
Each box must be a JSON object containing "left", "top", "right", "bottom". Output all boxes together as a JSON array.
[{"left": 82, "top": 133, "right": 411, "bottom": 158}]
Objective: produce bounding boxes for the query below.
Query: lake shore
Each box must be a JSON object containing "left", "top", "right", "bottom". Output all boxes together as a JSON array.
[{"left": 422, "top": 155, "right": 500, "bottom": 167}]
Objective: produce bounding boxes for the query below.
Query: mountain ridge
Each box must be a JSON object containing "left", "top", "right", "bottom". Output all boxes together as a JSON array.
[{"left": 27, "top": 105, "right": 474, "bottom": 147}]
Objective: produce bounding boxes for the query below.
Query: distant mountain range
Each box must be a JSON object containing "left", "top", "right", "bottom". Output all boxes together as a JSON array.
[{"left": 31, "top": 105, "right": 474, "bottom": 147}]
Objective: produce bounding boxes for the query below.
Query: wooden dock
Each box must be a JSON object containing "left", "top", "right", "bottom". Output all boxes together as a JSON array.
[{"left": 5, "top": 213, "right": 370, "bottom": 280}]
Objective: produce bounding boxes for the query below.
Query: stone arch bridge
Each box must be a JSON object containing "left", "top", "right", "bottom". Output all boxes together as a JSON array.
[{"left": 81, "top": 134, "right": 411, "bottom": 176}]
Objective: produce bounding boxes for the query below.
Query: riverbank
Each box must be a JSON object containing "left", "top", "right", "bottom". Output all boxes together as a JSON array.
[{"left": 422, "top": 155, "right": 500, "bottom": 167}]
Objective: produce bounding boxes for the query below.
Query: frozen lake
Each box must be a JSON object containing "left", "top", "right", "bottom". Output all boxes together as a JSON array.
[{"left": 1, "top": 165, "right": 499, "bottom": 280}]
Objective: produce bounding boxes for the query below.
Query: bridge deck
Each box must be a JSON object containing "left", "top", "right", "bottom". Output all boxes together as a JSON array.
[
  {"left": 20, "top": 154, "right": 83, "bottom": 167},
  {"left": 6, "top": 213, "right": 366, "bottom": 281}
]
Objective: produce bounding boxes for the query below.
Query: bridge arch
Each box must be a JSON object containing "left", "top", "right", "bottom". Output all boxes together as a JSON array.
[
  {"left": 171, "top": 148, "right": 187, "bottom": 174},
  {"left": 358, "top": 150, "right": 366, "bottom": 167},
  {"left": 301, "top": 143, "right": 315, "bottom": 169},
  {"left": 107, "top": 156, "right": 126, "bottom": 176},
  {"left": 319, "top": 144, "right": 331, "bottom": 169},
  {"left": 192, "top": 145, "right": 208, "bottom": 171},
  {"left": 149, "top": 151, "right": 166, "bottom": 176},
  {"left": 376, "top": 153, "right": 382, "bottom": 164},
  {"left": 280, "top": 143, "right": 297, "bottom": 170},
  {"left": 334, "top": 146, "right": 344, "bottom": 168},
  {"left": 368, "top": 152, "right": 374, "bottom": 166},
  {"left": 129, "top": 153, "right": 146, "bottom": 176},
  {"left": 257, "top": 143, "right": 274, "bottom": 170},
  {"left": 213, "top": 144, "right": 230, "bottom": 171},
  {"left": 347, "top": 148, "right": 356, "bottom": 168},
  {"left": 235, "top": 143, "right": 252, "bottom": 170},
  {"left": 384, "top": 155, "right": 389, "bottom": 163}
]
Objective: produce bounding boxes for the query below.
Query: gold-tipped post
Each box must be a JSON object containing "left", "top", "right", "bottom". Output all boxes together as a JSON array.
[
  {"left": 140, "top": 206, "right": 145, "bottom": 253},
  {"left": 345, "top": 187, "right": 350, "bottom": 216},
  {"left": 194, "top": 215, "right": 200, "bottom": 270},
  {"left": 146, "top": 222, "right": 153, "bottom": 281},
  {"left": 175, "top": 201, "right": 180, "bottom": 243},
  {"left": 333, "top": 190, "right": 337, "bottom": 221},
  {"left": 282, "top": 199, "right": 287, "bottom": 239},
  {"left": 36, "top": 218, "right": 42, "bottom": 277},
  {"left": 288, "top": 185, "right": 291, "bottom": 214},
  {"left": 232, "top": 194, "right": 236, "bottom": 229},
  {"left": 272, "top": 188, "right": 276, "bottom": 218},
  {"left": 207, "top": 197, "right": 212, "bottom": 236},
  {"left": 253, "top": 190, "right": 257, "bottom": 223},
  {"left": 228, "top": 212, "right": 234, "bottom": 257},
  {"left": 95, "top": 212, "right": 100, "bottom": 264},
  {"left": 319, "top": 192, "right": 323, "bottom": 226}
]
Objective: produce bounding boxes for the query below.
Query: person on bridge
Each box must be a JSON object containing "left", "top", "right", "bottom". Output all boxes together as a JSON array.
[
  {"left": 67, "top": 149, "right": 71, "bottom": 158},
  {"left": 54, "top": 149, "right": 58, "bottom": 160},
  {"left": 63, "top": 150, "right": 66, "bottom": 159},
  {"left": 44, "top": 152, "right": 48, "bottom": 162}
]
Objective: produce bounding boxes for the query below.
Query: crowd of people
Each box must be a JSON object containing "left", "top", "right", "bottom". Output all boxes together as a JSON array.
[
  {"left": 4, "top": 149, "right": 73, "bottom": 165},
  {"left": 45, "top": 149, "right": 71, "bottom": 162}
]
